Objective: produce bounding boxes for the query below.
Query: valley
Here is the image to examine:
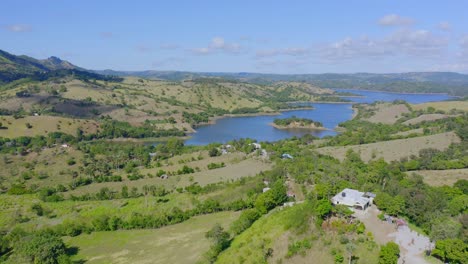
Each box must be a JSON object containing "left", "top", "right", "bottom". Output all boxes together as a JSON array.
[{"left": 0, "top": 49, "right": 466, "bottom": 264}]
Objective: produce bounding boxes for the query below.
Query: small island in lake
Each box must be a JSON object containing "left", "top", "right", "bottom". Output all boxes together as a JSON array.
[{"left": 271, "top": 116, "right": 327, "bottom": 130}]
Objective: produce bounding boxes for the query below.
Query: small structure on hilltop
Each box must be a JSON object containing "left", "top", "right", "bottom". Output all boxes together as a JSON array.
[
  {"left": 262, "top": 187, "right": 271, "bottom": 193},
  {"left": 281, "top": 153, "right": 293, "bottom": 159},
  {"left": 331, "top": 188, "right": 375, "bottom": 210}
]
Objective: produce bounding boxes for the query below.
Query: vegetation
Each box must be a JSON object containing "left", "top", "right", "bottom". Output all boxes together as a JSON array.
[
  {"left": 273, "top": 115, "right": 323, "bottom": 128},
  {"left": 0, "top": 52, "right": 467, "bottom": 263}
]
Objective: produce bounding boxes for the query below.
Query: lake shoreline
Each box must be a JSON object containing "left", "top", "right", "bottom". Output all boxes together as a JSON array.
[{"left": 269, "top": 122, "right": 329, "bottom": 131}]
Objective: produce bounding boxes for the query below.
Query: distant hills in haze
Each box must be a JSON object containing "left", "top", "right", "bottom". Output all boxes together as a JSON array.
[{"left": 1, "top": 49, "right": 467, "bottom": 96}]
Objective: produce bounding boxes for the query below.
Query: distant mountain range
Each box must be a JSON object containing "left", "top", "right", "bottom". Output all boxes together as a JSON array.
[{"left": 1, "top": 49, "right": 467, "bottom": 96}]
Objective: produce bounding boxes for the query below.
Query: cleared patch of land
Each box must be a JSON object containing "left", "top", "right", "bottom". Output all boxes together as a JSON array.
[
  {"left": 65, "top": 211, "right": 240, "bottom": 264},
  {"left": 412, "top": 101, "right": 468, "bottom": 112},
  {"left": 364, "top": 103, "right": 410, "bottom": 124},
  {"left": 406, "top": 169, "right": 468, "bottom": 186},
  {"left": 402, "top": 113, "right": 452, "bottom": 125},
  {"left": 0, "top": 115, "right": 99, "bottom": 138},
  {"left": 393, "top": 128, "right": 424, "bottom": 137},
  {"left": 68, "top": 157, "right": 272, "bottom": 195},
  {"left": 316, "top": 132, "right": 460, "bottom": 162}
]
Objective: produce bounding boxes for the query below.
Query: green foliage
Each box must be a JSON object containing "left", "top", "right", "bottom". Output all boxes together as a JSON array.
[
  {"left": 230, "top": 209, "right": 262, "bottom": 235},
  {"left": 204, "top": 224, "right": 231, "bottom": 263},
  {"left": 254, "top": 180, "right": 287, "bottom": 213},
  {"left": 273, "top": 115, "right": 323, "bottom": 127},
  {"left": 14, "top": 230, "right": 70, "bottom": 264},
  {"left": 209, "top": 147, "right": 221, "bottom": 157},
  {"left": 207, "top": 162, "right": 225, "bottom": 170},
  {"left": 378, "top": 242, "right": 400, "bottom": 264},
  {"left": 431, "top": 238, "right": 468, "bottom": 263},
  {"left": 373, "top": 193, "right": 405, "bottom": 216},
  {"left": 286, "top": 238, "right": 312, "bottom": 258},
  {"left": 315, "top": 200, "right": 332, "bottom": 219}
]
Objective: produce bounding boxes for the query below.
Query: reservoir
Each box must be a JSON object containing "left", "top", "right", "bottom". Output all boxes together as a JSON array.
[{"left": 185, "top": 89, "right": 455, "bottom": 145}]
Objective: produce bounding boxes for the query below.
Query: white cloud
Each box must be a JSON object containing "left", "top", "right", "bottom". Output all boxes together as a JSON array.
[
  {"left": 438, "top": 22, "right": 451, "bottom": 31},
  {"left": 191, "top": 37, "right": 242, "bottom": 55},
  {"left": 378, "top": 14, "right": 414, "bottom": 27},
  {"left": 256, "top": 47, "right": 310, "bottom": 58},
  {"left": 4, "top": 24, "right": 31, "bottom": 32},
  {"left": 320, "top": 29, "right": 448, "bottom": 62}
]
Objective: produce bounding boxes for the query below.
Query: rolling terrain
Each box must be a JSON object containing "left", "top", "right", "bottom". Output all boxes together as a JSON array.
[{"left": 0, "top": 49, "right": 466, "bottom": 264}]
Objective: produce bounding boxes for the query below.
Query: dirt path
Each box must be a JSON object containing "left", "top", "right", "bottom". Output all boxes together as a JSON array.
[{"left": 354, "top": 206, "right": 433, "bottom": 264}]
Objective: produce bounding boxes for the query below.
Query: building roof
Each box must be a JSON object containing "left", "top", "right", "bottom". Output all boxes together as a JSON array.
[{"left": 331, "top": 188, "right": 371, "bottom": 207}]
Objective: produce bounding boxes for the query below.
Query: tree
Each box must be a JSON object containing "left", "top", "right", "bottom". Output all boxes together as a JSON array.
[
  {"left": 165, "top": 138, "right": 184, "bottom": 155},
  {"left": 230, "top": 209, "right": 261, "bottom": 235},
  {"left": 315, "top": 199, "right": 332, "bottom": 220},
  {"left": 15, "top": 230, "right": 70, "bottom": 264},
  {"left": 431, "top": 238, "right": 467, "bottom": 263},
  {"left": 430, "top": 218, "right": 462, "bottom": 241},
  {"left": 205, "top": 224, "right": 230, "bottom": 263},
  {"left": 378, "top": 242, "right": 400, "bottom": 264},
  {"left": 209, "top": 147, "right": 220, "bottom": 157}
]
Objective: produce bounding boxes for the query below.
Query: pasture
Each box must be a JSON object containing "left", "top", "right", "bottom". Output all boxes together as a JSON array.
[
  {"left": 406, "top": 169, "right": 468, "bottom": 186},
  {"left": 316, "top": 132, "right": 460, "bottom": 162},
  {"left": 65, "top": 211, "right": 240, "bottom": 264}
]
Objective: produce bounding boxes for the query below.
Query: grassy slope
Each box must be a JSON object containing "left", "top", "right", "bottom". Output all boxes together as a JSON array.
[
  {"left": 406, "top": 169, "right": 468, "bottom": 186},
  {"left": 0, "top": 115, "right": 99, "bottom": 138},
  {"left": 0, "top": 76, "right": 333, "bottom": 136},
  {"left": 65, "top": 211, "right": 240, "bottom": 264},
  {"left": 216, "top": 203, "right": 379, "bottom": 264},
  {"left": 412, "top": 101, "right": 468, "bottom": 112},
  {"left": 316, "top": 132, "right": 460, "bottom": 162},
  {"left": 363, "top": 103, "right": 410, "bottom": 124}
]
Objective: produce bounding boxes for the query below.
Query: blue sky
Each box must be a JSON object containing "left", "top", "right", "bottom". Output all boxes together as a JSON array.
[{"left": 1, "top": 0, "right": 468, "bottom": 73}]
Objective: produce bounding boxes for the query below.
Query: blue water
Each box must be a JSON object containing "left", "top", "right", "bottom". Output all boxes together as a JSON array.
[{"left": 185, "top": 90, "right": 455, "bottom": 145}]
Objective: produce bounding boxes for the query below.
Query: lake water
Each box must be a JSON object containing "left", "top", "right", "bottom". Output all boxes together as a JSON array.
[{"left": 185, "top": 90, "right": 455, "bottom": 145}]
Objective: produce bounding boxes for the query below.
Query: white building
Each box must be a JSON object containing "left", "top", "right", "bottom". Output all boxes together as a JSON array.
[{"left": 331, "top": 188, "right": 375, "bottom": 210}]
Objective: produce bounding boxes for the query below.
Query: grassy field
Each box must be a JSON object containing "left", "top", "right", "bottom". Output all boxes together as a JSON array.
[
  {"left": 0, "top": 115, "right": 99, "bottom": 138},
  {"left": 412, "top": 101, "right": 468, "bottom": 112},
  {"left": 402, "top": 113, "right": 452, "bottom": 125},
  {"left": 364, "top": 103, "right": 410, "bottom": 124},
  {"left": 316, "top": 132, "right": 460, "bottom": 162},
  {"left": 65, "top": 211, "right": 240, "bottom": 264},
  {"left": 406, "top": 169, "right": 468, "bottom": 186},
  {"left": 0, "top": 146, "right": 83, "bottom": 189}
]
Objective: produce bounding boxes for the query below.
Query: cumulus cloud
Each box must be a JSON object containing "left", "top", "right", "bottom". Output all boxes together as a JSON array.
[
  {"left": 320, "top": 29, "right": 448, "bottom": 62},
  {"left": 4, "top": 24, "right": 31, "bottom": 32},
  {"left": 191, "top": 37, "right": 242, "bottom": 55},
  {"left": 378, "top": 14, "right": 414, "bottom": 26},
  {"left": 438, "top": 22, "right": 451, "bottom": 31},
  {"left": 256, "top": 47, "right": 310, "bottom": 58}
]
